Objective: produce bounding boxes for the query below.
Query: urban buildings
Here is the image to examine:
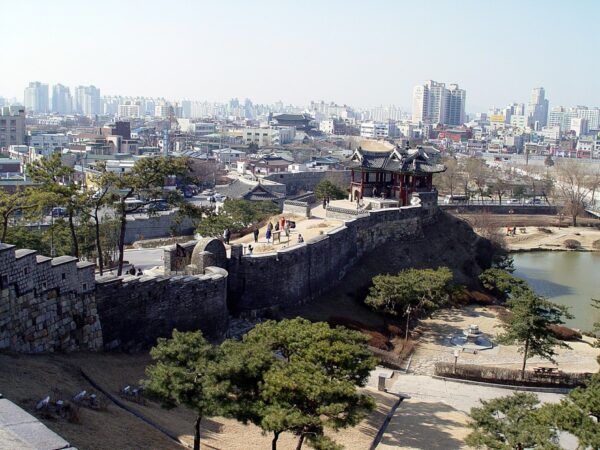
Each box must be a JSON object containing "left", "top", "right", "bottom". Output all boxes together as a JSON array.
[
  {"left": 412, "top": 80, "right": 466, "bottom": 126},
  {"left": 24, "top": 82, "right": 49, "bottom": 113},
  {"left": 360, "top": 121, "right": 389, "bottom": 139},
  {"left": 526, "top": 87, "right": 549, "bottom": 129},
  {"left": 0, "top": 106, "right": 26, "bottom": 149},
  {"left": 51, "top": 84, "right": 72, "bottom": 114},
  {"left": 74, "top": 85, "right": 101, "bottom": 115}
]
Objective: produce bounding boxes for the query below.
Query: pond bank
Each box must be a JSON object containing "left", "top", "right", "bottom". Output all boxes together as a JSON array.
[{"left": 504, "top": 226, "right": 600, "bottom": 252}]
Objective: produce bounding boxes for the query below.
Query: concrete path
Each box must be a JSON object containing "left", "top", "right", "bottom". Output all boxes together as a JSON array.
[{"left": 372, "top": 373, "right": 571, "bottom": 450}]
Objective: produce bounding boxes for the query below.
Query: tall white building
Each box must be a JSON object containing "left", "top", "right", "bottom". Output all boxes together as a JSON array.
[
  {"left": 526, "top": 87, "right": 549, "bottom": 129},
  {"left": 74, "top": 85, "right": 101, "bottom": 115},
  {"left": 360, "top": 121, "right": 389, "bottom": 139},
  {"left": 412, "top": 80, "right": 465, "bottom": 125},
  {"left": 51, "top": 84, "right": 72, "bottom": 114},
  {"left": 24, "top": 82, "right": 49, "bottom": 113}
]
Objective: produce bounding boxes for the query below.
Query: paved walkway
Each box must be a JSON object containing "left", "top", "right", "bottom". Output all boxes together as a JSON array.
[{"left": 370, "top": 373, "right": 574, "bottom": 450}]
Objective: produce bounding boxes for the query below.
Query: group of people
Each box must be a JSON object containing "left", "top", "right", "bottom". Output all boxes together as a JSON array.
[
  {"left": 222, "top": 216, "right": 306, "bottom": 256},
  {"left": 506, "top": 226, "right": 518, "bottom": 236},
  {"left": 127, "top": 265, "right": 143, "bottom": 276},
  {"left": 265, "top": 217, "right": 292, "bottom": 243}
]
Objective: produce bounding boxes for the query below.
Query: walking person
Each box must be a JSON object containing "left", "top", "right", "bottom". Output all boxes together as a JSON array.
[
  {"left": 322, "top": 197, "right": 327, "bottom": 209},
  {"left": 223, "top": 228, "right": 231, "bottom": 245},
  {"left": 266, "top": 227, "right": 272, "bottom": 244},
  {"left": 253, "top": 227, "right": 259, "bottom": 243},
  {"left": 247, "top": 244, "right": 253, "bottom": 255}
]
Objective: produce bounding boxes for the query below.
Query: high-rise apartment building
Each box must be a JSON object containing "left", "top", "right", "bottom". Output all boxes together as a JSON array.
[
  {"left": 412, "top": 80, "right": 465, "bottom": 126},
  {"left": 445, "top": 84, "right": 466, "bottom": 126},
  {"left": 74, "top": 85, "right": 101, "bottom": 115},
  {"left": 51, "top": 84, "right": 72, "bottom": 114},
  {"left": 526, "top": 87, "right": 549, "bottom": 129},
  {"left": 24, "top": 82, "right": 49, "bottom": 113}
]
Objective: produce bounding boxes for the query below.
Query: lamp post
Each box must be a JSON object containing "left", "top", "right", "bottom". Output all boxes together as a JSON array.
[
  {"left": 405, "top": 305, "right": 412, "bottom": 342},
  {"left": 453, "top": 349, "right": 460, "bottom": 374}
]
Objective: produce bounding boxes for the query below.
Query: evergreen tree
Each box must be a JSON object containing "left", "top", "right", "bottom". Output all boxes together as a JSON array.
[
  {"left": 365, "top": 267, "right": 453, "bottom": 318},
  {"left": 466, "top": 393, "right": 560, "bottom": 449},
  {"left": 497, "top": 290, "right": 572, "bottom": 378},
  {"left": 145, "top": 330, "right": 226, "bottom": 450},
  {"left": 221, "top": 318, "right": 376, "bottom": 449}
]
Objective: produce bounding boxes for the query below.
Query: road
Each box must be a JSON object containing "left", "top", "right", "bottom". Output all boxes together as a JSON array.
[{"left": 122, "top": 248, "right": 163, "bottom": 271}]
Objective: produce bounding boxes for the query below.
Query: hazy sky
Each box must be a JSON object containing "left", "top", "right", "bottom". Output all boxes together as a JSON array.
[{"left": 2, "top": 0, "right": 599, "bottom": 112}]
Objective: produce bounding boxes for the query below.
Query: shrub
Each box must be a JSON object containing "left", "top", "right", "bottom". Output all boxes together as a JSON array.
[
  {"left": 592, "top": 239, "right": 600, "bottom": 250},
  {"left": 564, "top": 239, "right": 581, "bottom": 249},
  {"left": 537, "top": 227, "right": 553, "bottom": 234},
  {"left": 547, "top": 324, "right": 581, "bottom": 341}
]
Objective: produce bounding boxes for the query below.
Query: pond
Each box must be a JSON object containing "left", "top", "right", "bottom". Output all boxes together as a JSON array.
[{"left": 512, "top": 251, "right": 600, "bottom": 332}]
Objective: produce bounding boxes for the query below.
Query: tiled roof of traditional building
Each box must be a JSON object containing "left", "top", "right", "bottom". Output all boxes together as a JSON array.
[{"left": 347, "top": 146, "right": 446, "bottom": 174}]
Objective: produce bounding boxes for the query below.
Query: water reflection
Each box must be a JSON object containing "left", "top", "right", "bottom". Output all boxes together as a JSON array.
[{"left": 513, "top": 252, "right": 600, "bottom": 331}]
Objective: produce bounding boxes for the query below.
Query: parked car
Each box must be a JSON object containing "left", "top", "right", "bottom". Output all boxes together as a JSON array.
[
  {"left": 526, "top": 198, "right": 542, "bottom": 205},
  {"left": 147, "top": 201, "right": 170, "bottom": 212},
  {"left": 51, "top": 207, "right": 68, "bottom": 218},
  {"left": 506, "top": 198, "right": 520, "bottom": 204}
]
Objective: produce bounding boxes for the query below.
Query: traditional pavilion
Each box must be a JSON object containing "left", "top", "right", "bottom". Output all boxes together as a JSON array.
[{"left": 347, "top": 145, "right": 446, "bottom": 205}]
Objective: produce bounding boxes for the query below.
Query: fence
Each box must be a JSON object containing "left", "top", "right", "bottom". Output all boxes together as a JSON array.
[{"left": 434, "top": 362, "right": 591, "bottom": 388}]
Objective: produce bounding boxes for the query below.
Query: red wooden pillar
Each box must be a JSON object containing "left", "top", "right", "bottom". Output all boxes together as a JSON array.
[{"left": 360, "top": 171, "right": 365, "bottom": 198}]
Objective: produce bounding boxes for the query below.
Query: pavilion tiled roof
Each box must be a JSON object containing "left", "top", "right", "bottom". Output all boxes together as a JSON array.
[{"left": 347, "top": 146, "right": 445, "bottom": 174}]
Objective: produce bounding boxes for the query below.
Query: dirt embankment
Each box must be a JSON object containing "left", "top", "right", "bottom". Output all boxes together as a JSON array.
[{"left": 504, "top": 226, "right": 600, "bottom": 252}]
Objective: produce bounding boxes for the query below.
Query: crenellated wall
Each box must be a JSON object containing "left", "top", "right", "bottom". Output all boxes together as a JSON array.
[
  {"left": 0, "top": 244, "right": 102, "bottom": 353},
  {"left": 95, "top": 267, "right": 229, "bottom": 350}
]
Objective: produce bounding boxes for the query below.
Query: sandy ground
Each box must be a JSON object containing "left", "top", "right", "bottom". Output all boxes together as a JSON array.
[
  {"left": 0, "top": 352, "right": 396, "bottom": 450},
  {"left": 503, "top": 225, "right": 600, "bottom": 252},
  {"left": 229, "top": 206, "right": 342, "bottom": 255},
  {"left": 410, "top": 305, "right": 600, "bottom": 375}
]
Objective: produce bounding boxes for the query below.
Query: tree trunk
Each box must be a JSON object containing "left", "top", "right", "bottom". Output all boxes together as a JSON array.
[
  {"left": 296, "top": 434, "right": 305, "bottom": 450},
  {"left": 572, "top": 214, "right": 577, "bottom": 227},
  {"left": 521, "top": 338, "right": 530, "bottom": 379},
  {"left": 94, "top": 212, "right": 103, "bottom": 275},
  {"left": 117, "top": 206, "right": 127, "bottom": 276},
  {"left": 272, "top": 431, "right": 281, "bottom": 450},
  {"left": 1, "top": 215, "right": 9, "bottom": 242},
  {"left": 194, "top": 415, "right": 202, "bottom": 450},
  {"left": 68, "top": 210, "right": 79, "bottom": 258}
]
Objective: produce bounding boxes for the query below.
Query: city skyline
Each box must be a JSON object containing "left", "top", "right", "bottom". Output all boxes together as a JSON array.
[{"left": 3, "top": 0, "right": 600, "bottom": 111}]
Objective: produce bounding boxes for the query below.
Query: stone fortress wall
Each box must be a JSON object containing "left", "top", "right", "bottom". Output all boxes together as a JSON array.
[
  {"left": 95, "top": 266, "right": 228, "bottom": 350},
  {"left": 227, "top": 201, "right": 439, "bottom": 315},
  {"left": 0, "top": 196, "right": 449, "bottom": 353},
  {"left": 0, "top": 244, "right": 101, "bottom": 353}
]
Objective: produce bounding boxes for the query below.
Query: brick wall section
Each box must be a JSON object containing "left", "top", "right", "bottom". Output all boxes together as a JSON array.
[
  {"left": 95, "top": 266, "right": 228, "bottom": 350},
  {"left": 0, "top": 244, "right": 102, "bottom": 352},
  {"left": 227, "top": 205, "right": 430, "bottom": 315}
]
